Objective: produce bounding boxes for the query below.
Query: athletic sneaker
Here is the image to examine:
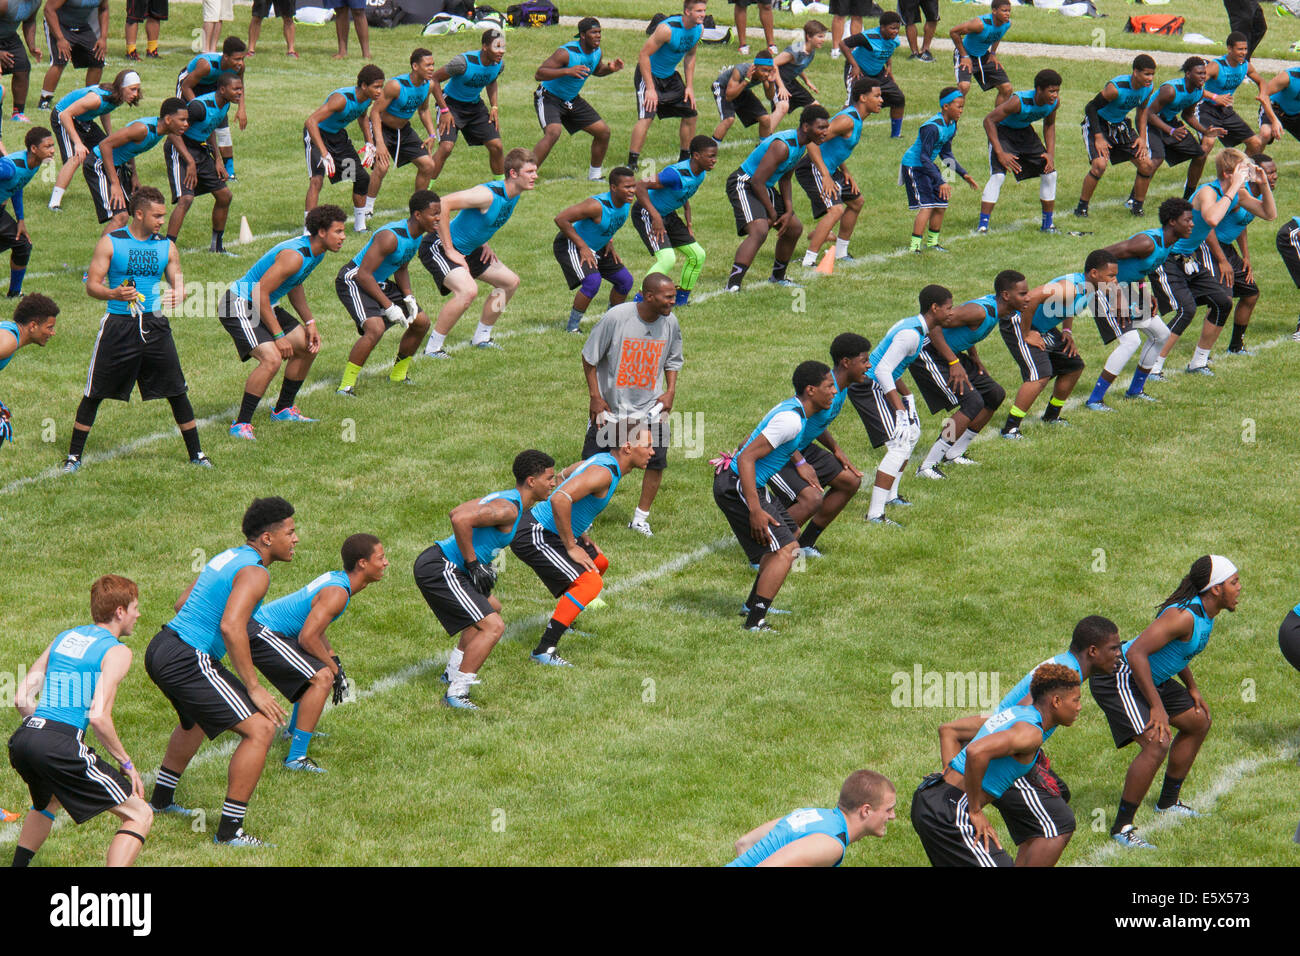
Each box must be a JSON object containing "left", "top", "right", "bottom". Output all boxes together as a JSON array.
[
  {"left": 566, "top": 315, "right": 583, "bottom": 333},
  {"left": 284, "top": 756, "right": 327, "bottom": 773},
  {"left": 215, "top": 827, "right": 275, "bottom": 848},
  {"left": 1000, "top": 427, "right": 1025, "bottom": 440},
  {"left": 473, "top": 339, "right": 503, "bottom": 351},
  {"left": 674, "top": 288, "right": 690, "bottom": 305},
  {"left": 928, "top": 243, "right": 950, "bottom": 253},
  {"left": 908, "top": 52, "right": 923, "bottom": 60},
  {"left": 740, "top": 603, "right": 791, "bottom": 615},
  {"left": 439, "top": 669, "right": 451, "bottom": 684},
  {"left": 886, "top": 496, "right": 911, "bottom": 507},
  {"left": 946, "top": 454, "right": 978, "bottom": 465},
  {"left": 1040, "top": 224, "right": 1062, "bottom": 234},
  {"left": 1125, "top": 391, "right": 1158, "bottom": 403},
  {"left": 738, "top": 44, "right": 751, "bottom": 55},
  {"left": 836, "top": 253, "right": 856, "bottom": 263},
  {"left": 530, "top": 649, "right": 571, "bottom": 667},
  {"left": 916, "top": 464, "right": 946, "bottom": 480},
  {"left": 1147, "top": 371, "right": 1168, "bottom": 383},
  {"left": 1111, "top": 825, "right": 1156, "bottom": 849},
  {"left": 800, "top": 545, "right": 824, "bottom": 559},
  {"left": 1185, "top": 364, "right": 1214, "bottom": 376},
  {"left": 444, "top": 693, "right": 479, "bottom": 710},
  {"left": 146, "top": 50, "right": 163, "bottom": 59},
  {"left": 1041, "top": 416, "right": 1070, "bottom": 426},
  {"left": 1154, "top": 800, "right": 1202, "bottom": 818},
  {"left": 865, "top": 514, "right": 901, "bottom": 526},
  {"left": 10, "top": 112, "right": 28, "bottom": 123},
  {"left": 425, "top": 348, "right": 452, "bottom": 359},
  {"left": 61, "top": 455, "right": 81, "bottom": 473},
  {"left": 768, "top": 277, "right": 799, "bottom": 287},
  {"left": 336, "top": 385, "right": 357, "bottom": 397},
  {"left": 1072, "top": 202, "right": 1088, "bottom": 217},
  {"left": 1292, "top": 321, "right": 1300, "bottom": 342},
  {"left": 1085, "top": 401, "right": 1114, "bottom": 412},
  {"left": 919, "top": 50, "right": 935, "bottom": 62},
  {"left": 125, "top": 49, "right": 140, "bottom": 61},
  {"left": 1126, "top": 199, "right": 1144, "bottom": 217},
  {"left": 229, "top": 422, "right": 256, "bottom": 440},
  {"left": 627, "top": 518, "right": 654, "bottom": 537},
  {"left": 745, "top": 619, "right": 776, "bottom": 632},
  {"left": 1226, "top": 346, "right": 1254, "bottom": 356},
  {"left": 190, "top": 453, "right": 214, "bottom": 467},
  {"left": 157, "top": 802, "right": 199, "bottom": 816},
  {"left": 830, "top": 47, "right": 841, "bottom": 58},
  {"left": 1, "top": 807, "right": 19, "bottom": 823},
  {"left": 37, "top": 94, "right": 52, "bottom": 110},
  {"left": 976, "top": 225, "right": 988, "bottom": 235},
  {"left": 270, "top": 405, "right": 317, "bottom": 422}
]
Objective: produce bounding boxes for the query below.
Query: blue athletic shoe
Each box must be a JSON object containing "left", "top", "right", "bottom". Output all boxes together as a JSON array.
[
  {"left": 633, "top": 292, "right": 645, "bottom": 303},
  {"left": 215, "top": 827, "right": 276, "bottom": 848},
  {"left": 444, "top": 693, "right": 479, "bottom": 710},
  {"left": 865, "top": 514, "right": 901, "bottom": 526},
  {"left": 1111, "top": 825, "right": 1156, "bottom": 849},
  {"left": 1185, "top": 364, "right": 1214, "bottom": 376},
  {"left": 1000, "top": 427, "right": 1025, "bottom": 440},
  {"left": 566, "top": 315, "right": 582, "bottom": 333},
  {"left": 800, "top": 545, "right": 825, "bottom": 559},
  {"left": 158, "top": 802, "right": 199, "bottom": 817},
  {"left": 740, "top": 604, "right": 791, "bottom": 615},
  {"left": 61, "top": 455, "right": 82, "bottom": 473},
  {"left": 674, "top": 289, "right": 690, "bottom": 306},
  {"left": 886, "top": 496, "right": 912, "bottom": 507},
  {"left": 530, "top": 649, "right": 571, "bottom": 667},
  {"left": 270, "top": 405, "right": 317, "bottom": 423},
  {"left": 1154, "top": 800, "right": 1202, "bottom": 819},
  {"left": 1125, "top": 391, "right": 1158, "bottom": 403},
  {"left": 1085, "top": 400, "right": 1114, "bottom": 412},
  {"left": 283, "top": 756, "right": 326, "bottom": 773},
  {"left": 190, "top": 452, "right": 214, "bottom": 467},
  {"left": 767, "top": 277, "right": 799, "bottom": 287}
]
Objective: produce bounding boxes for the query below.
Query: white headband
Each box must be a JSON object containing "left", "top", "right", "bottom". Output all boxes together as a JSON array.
[
  {"left": 1201, "top": 555, "right": 1238, "bottom": 592},
  {"left": 122, "top": 71, "right": 142, "bottom": 87}
]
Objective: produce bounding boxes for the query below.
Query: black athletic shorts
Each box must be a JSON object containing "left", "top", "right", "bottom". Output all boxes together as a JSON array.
[
  {"left": 164, "top": 139, "right": 227, "bottom": 201},
  {"left": 8, "top": 718, "right": 132, "bottom": 823},
  {"left": 726, "top": 168, "right": 787, "bottom": 235},
  {"left": 910, "top": 348, "right": 1005, "bottom": 419},
  {"left": 52, "top": 110, "right": 106, "bottom": 164},
  {"left": 335, "top": 263, "right": 405, "bottom": 333},
  {"left": 126, "top": 0, "right": 168, "bottom": 23},
  {"left": 911, "top": 775, "right": 1015, "bottom": 867},
  {"left": 713, "top": 80, "right": 768, "bottom": 127},
  {"left": 83, "top": 156, "right": 135, "bottom": 223},
  {"left": 1279, "top": 608, "right": 1300, "bottom": 672},
  {"left": 795, "top": 161, "right": 858, "bottom": 219},
  {"left": 1082, "top": 116, "right": 1140, "bottom": 165},
  {"left": 553, "top": 234, "right": 628, "bottom": 292},
  {"left": 252, "top": 0, "right": 295, "bottom": 16},
  {"left": 382, "top": 123, "right": 429, "bottom": 168},
  {"left": 1263, "top": 105, "right": 1300, "bottom": 142},
  {"left": 1150, "top": 253, "right": 1232, "bottom": 334},
  {"left": 0, "top": 208, "right": 31, "bottom": 258},
  {"left": 634, "top": 68, "right": 697, "bottom": 120},
  {"left": 1216, "top": 243, "right": 1258, "bottom": 299},
  {"left": 1089, "top": 656, "right": 1197, "bottom": 748},
  {"left": 843, "top": 69, "right": 903, "bottom": 110},
  {"left": 1193, "top": 100, "right": 1253, "bottom": 149},
  {"left": 304, "top": 125, "right": 368, "bottom": 193},
  {"left": 1092, "top": 281, "right": 1134, "bottom": 344},
  {"left": 217, "top": 290, "right": 301, "bottom": 361},
  {"left": 247, "top": 621, "right": 327, "bottom": 702},
  {"left": 1146, "top": 124, "right": 1204, "bottom": 167},
  {"left": 898, "top": 0, "right": 939, "bottom": 24},
  {"left": 775, "top": 71, "right": 815, "bottom": 112},
  {"left": 509, "top": 512, "right": 600, "bottom": 597},
  {"left": 145, "top": 626, "right": 256, "bottom": 739},
  {"left": 414, "top": 543, "right": 496, "bottom": 637},
  {"left": 829, "top": 0, "right": 874, "bottom": 16},
  {"left": 1277, "top": 218, "right": 1300, "bottom": 288},
  {"left": 441, "top": 96, "right": 501, "bottom": 147},
  {"left": 901, "top": 162, "right": 946, "bottom": 210},
  {"left": 83, "top": 312, "right": 189, "bottom": 402},
  {"left": 533, "top": 87, "right": 602, "bottom": 133},
  {"left": 847, "top": 377, "right": 903, "bottom": 448},
  {"left": 46, "top": 21, "right": 103, "bottom": 69},
  {"left": 712, "top": 470, "right": 798, "bottom": 565},
  {"left": 0, "top": 33, "right": 28, "bottom": 76},
  {"left": 630, "top": 202, "right": 694, "bottom": 254},
  {"left": 767, "top": 443, "right": 842, "bottom": 508},
  {"left": 989, "top": 124, "right": 1048, "bottom": 179},
  {"left": 418, "top": 233, "right": 492, "bottom": 296},
  {"left": 995, "top": 770, "right": 1075, "bottom": 845},
  {"left": 583, "top": 416, "right": 668, "bottom": 471},
  {"left": 955, "top": 52, "right": 1009, "bottom": 92},
  {"left": 1000, "top": 321, "right": 1084, "bottom": 382}
]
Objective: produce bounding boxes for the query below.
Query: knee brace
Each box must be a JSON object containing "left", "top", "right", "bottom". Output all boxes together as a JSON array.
[
  {"left": 879, "top": 445, "right": 910, "bottom": 477},
  {"left": 981, "top": 172, "right": 1006, "bottom": 204},
  {"left": 956, "top": 387, "right": 986, "bottom": 421},
  {"left": 167, "top": 393, "right": 195, "bottom": 423},
  {"left": 1138, "top": 320, "right": 1170, "bottom": 368},
  {"left": 578, "top": 270, "right": 603, "bottom": 299},
  {"left": 678, "top": 241, "right": 705, "bottom": 290},
  {"left": 984, "top": 380, "right": 1006, "bottom": 411},
  {"left": 215, "top": 126, "right": 233, "bottom": 149},
  {"left": 1104, "top": 330, "right": 1142, "bottom": 376},
  {"left": 594, "top": 551, "right": 609, "bottom": 574},
  {"left": 1039, "top": 170, "right": 1058, "bottom": 202},
  {"left": 554, "top": 569, "right": 603, "bottom": 627},
  {"left": 351, "top": 166, "right": 370, "bottom": 196},
  {"left": 610, "top": 266, "right": 634, "bottom": 296},
  {"left": 11, "top": 237, "right": 32, "bottom": 268}
]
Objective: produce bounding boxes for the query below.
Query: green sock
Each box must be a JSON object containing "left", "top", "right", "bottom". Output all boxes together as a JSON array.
[
  {"left": 340, "top": 361, "right": 363, "bottom": 390},
  {"left": 926, "top": 229, "right": 941, "bottom": 247},
  {"left": 390, "top": 356, "right": 411, "bottom": 382},
  {"left": 909, "top": 233, "right": 923, "bottom": 251}
]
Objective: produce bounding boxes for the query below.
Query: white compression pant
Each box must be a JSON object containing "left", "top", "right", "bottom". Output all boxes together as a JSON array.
[
  {"left": 980, "top": 170, "right": 1058, "bottom": 204},
  {"left": 1104, "top": 315, "right": 1170, "bottom": 376}
]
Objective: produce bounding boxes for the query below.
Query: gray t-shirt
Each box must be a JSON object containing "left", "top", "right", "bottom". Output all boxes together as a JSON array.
[{"left": 581, "top": 302, "right": 683, "bottom": 417}]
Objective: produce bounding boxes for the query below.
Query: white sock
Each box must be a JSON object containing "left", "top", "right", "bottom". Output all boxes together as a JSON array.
[
  {"left": 471, "top": 322, "right": 493, "bottom": 345},
  {"left": 1190, "top": 347, "right": 1211, "bottom": 368},
  {"left": 448, "top": 647, "right": 464, "bottom": 672},
  {"left": 587, "top": 165, "right": 602, "bottom": 180},
  {"left": 448, "top": 669, "right": 477, "bottom": 698},
  {"left": 921, "top": 438, "right": 950, "bottom": 470},
  {"left": 48, "top": 186, "right": 65, "bottom": 207},
  {"left": 944, "top": 430, "right": 977, "bottom": 460},
  {"left": 1151, "top": 355, "right": 1167, "bottom": 375},
  {"left": 835, "top": 238, "right": 851, "bottom": 258},
  {"left": 425, "top": 330, "right": 447, "bottom": 353},
  {"left": 363, "top": 196, "right": 375, "bottom": 214},
  {"left": 868, "top": 484, "right": 890, "bottom": 518},
  {"left": 802, "top": 249, "right": 818, "bottom": 267},
  {"left": 354, "top": 208, "right": 366, "bottom": 230},
  {"left": 633, "top": 507, "right": 650, "bottom": 524},
  {"left": 40, "top": 88, "right": 55, "bottom": 100}
]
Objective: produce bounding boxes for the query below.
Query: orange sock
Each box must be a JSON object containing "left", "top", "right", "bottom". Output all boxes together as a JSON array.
[
  {"left": 594, "top": 552, "right": 609, "bottom": 575},
  {"left": 553, "top": 570, "right": 603, "bottom": 627},
  {"left": 147, "top": 40, "right": 158, "bottom": 53}
]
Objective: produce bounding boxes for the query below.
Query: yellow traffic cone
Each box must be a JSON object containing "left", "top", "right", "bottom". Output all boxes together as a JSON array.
[
  {"left": 816, "top": 249, "right": 835, "bottom": 275},
  {"left": 238, "top": 215, "right": 254, "bottom": 246}
]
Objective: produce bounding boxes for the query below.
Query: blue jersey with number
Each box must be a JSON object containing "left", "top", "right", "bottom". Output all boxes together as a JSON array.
[
  {"left": 254, "top": 570, "right": 351, "bottom": 637},
  {"left": 818, "top": 107, "right": 863, "bottom": 175},
  {"left": 1116, "top": 227, "right": 1170, "bottom": 284},
  {"left": 1205, "top": 55, "right": 1249, "bottom": 97},
  {"left": 55, "top": 84, "right": 117, "bottom": 120},
  {"left": 387, "top": 74, "right": 431, "bottom": 122},
  {"left": 0, "top": 150, "right": 39, "bottom": 210},
  {"left": 448, "top": 181, "right": 519, "bottom": 252},
  {"left": 997, "top": 650, "right": 1081, "bottom": 736},
  {"left": 1156, "top": 77, "right": 1204, "bottom": 125},
  {"left": 901, "top": 113, "right": 958, "bottom": 168},
  {"left": 1270, "top": 66, "right": 1300, "bottom": 116},
  {"left": 1123, "top": 594, "right": 1213, "bottom": 686},
  {"left": 436, "top": 488, "right": 524, "bottom": 569},
  {"left": 231, "top": 236, "right": 324, "bottom": 306},
  {"left": 533, "top": 453, "right": 621, "bottom": 537},
  {"left": 541, "top": 41, "right": 602, "bottom": 101},
  {"left": 350, "top": 220, "right": 421, "bottom": 283},
  {"left": 168, "top": 546, "right": 268, "bottom": 659},
  {"left": 1172, "top": 181, "right": 1239, "bottom": 255},
  {"left": 0, "top": 319, "right": 18, "bottom": 372},
  {"left": 1098, "top": 74, "right": 1153, "bottom": 124},
  {"left": 730, "top": 397, "right": 807, "bottom": 486},
  {"left": 869, "top": 314, "right": 927, "bottom": 387},
  {"left": 648, "top": 15, "right": 702, "bottom": 78},
  {"left": 105, "top": 228, "right": 169, "bottom": 316},
  {"left": 798, "top": 375, "right": 849, "bottom": 450},
  {"left": 33, "top": 625, "right": 121, "bottom": 731},
  {"left": 1031, "top": 273, "right": 1088, "bottom": 332},
  {"left": 726, "top": 807, "right": 850, "bottom": 867},
  {"left": 846, "top": 27, "right": 899, "bottom": 77},
  {"left": 444, "top": 51, "right": 504, "bottom": 103},
  {"left": 646, "top": 159, "right": 707, "bottom": 216},
  {"left": 184, "top": 91, "right": 231, "bottom": 144},
  {"left": 962, "top": 13, "right": 1011, "bottom": 59},
  {"left": 740, "top": 129, "right": 805, "bottom": 188},
  {"left": 1000, "top": 90, "right": 1057, "bottom": 129},
  {"left": 949, "top": 705, "right": 1044, "bottom": 798},
  {"left": 317, "top": 87, "right": 371, "bottom": 134},
  {"left": 94, "top": 116, "right": 163, "bottom": 165},
  {"left": 572, "top": 192, "right": 630, "bottom": 252},
  {"left": 945, "top": 295, "right": 999, "bottom": 353}
]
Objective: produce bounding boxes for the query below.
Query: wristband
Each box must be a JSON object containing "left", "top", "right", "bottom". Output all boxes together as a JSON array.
[
  {"left": 272, "top": 331, "right": 286, "bottom": 340},
  {"left": 305, "top": 318, "right": 316, "bottom": 325},
  {"left": 439, "top": 107, "right": 450, "bottom": 115},
  {"left": 947, "top": 358, "right": 959, "bottom": 366},
  {"left": 121, "top": 759, "right": 133, "bottom": 772}
]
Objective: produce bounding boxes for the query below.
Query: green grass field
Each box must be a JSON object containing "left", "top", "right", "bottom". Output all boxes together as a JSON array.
[{"left": 1, "top": 5, "right": 1298, "bottom": 866}]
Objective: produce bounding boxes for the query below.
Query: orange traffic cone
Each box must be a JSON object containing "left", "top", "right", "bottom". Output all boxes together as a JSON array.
[{"left": 816, "top": 249, "right": 835, "bottom": 275}]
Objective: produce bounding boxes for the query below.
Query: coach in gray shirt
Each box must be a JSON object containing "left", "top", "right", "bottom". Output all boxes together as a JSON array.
[{"left": 581, "top": 272, "right": 683, "bottom": 538}]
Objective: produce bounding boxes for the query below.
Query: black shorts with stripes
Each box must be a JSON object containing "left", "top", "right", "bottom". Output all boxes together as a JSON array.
[
  {"left": 8, "top": 717, "right": 133, "bottom": 823},
  {"left": 417, "top": 233, "right": 492, "bottom": 296},
  {"left": 1089, "top": 656, "right": 1197, "bottom": 748},
  {"left": 1277, "top": 219, "right": 1300, "bottom": 288},
  {"left": 414, "top": 543, "right": 496, "bottom": 637},
  {"left": 509, "top": 512, "right": 600, "bottom": 598},
  {"left": 994, "top": 767, "right": 1075, "bottom": 845},
  {"left": 712, "top": 470, "right": 798, "bottom": 565},
  {"left": 247, "top": 621, "right": 328, "bottom": 702},
  {"left": 846, "top": 378, "right": 902, "bottom": 449},
  {"left": 145, "top": 626, "right": 256, "bottom": 740},
  {"left": 630, "top": 202, "right": 695, "bottom": 254},
  {"left": 725, "top": 168, "right": 787, "bottom": 235},
  {"left": 767, "top": 443, "right": 843, "bottom": 508},
  {"left": 83, "top": 156, "right": 136, "bottom": 224},
  {"left": 552, "top": 234, "right": 626, "bottom": 291},
  {"left": 217, "top": 290, "right": 300, "bottom": 361},
  {"left": 911, "top": 775, "right": 1015, "bottom": 867},
  {"left": 910, "top": 347, "right": 1005, "bottom": 419},
  {"left": 999, "top": 320, "right": 1084, "bottom": 382},
  {"left": 335, "top": 264, "right": 405, "bottom": 334},
  {"left": 795, "top": 161, "right": 859, "bottom": 220},
  {"left": 52, "top": 110, "right": 106, "bottom": 164},
  {"left": 533, "top": 88, "right": 602, "bottom": 134}
]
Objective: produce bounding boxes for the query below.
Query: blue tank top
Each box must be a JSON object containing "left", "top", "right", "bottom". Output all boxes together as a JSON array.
[
  {"left": 253, "top": 570, "right": 351, "bottom": 637},
  {"left": 901, "top": 113, "right": 958, "bottom": 168},
  {"left": 962, "top": 13, "right": 1011, "bottom": 59},
  {"left": 1116, "top": 227, "right": 1170, "bottom": 284},
  {"left": 57, "top": 0, "right": 100, "bottom": 24},
  {"left": 571, "top": 192, "right": 629, "bottom": 252},
  {"left": 168, "top": 545, "right": 268, "bottom": 658},
  {"left": 1173, "top": 181, "right": 1239, "bottom": 255},
  {"left": 648, "top": 15, "right": 702, "bottom": 79},
  {"left": 949, "top": 705, "right": 1044, "bottom": 798},
  {"left": 1156, "top": 77, "right": 1204, "bottom": 125},
  {"left": 846, "top": 28, "right": 898, "bottom": 77},
  {"left": 317, "top": 87, "right": 371, "bottom": 135},
  {"left": 997, "top": 650, "right": 1081, "bottom": 734},
  {"left": 231, "top": 235, "right": 324, "bottom": 306},
  {"left": 0, "top": 150, "right": 41, "bottom": 208},
  {"left": 740, "top": 129, "right": 806, "bottom": 188},
  {"left": 1030, "top": 273, "right": 1088, "bottom": 332},
  {"left": 541, "top": 41, "right": 602, "bottom": 101},
  {"left": 1214, "top": 182, "right": 1260, "bottom": 246},
  {"left": 436, "top": 488, "right": 524, "bottom": 568},
  {"left": 869, "top": 314, "right": 927, "bottom": 386},
  {"left": 185, "top": 91, "right": 231, "bottom": 143},
  {"left": 945, "top": 294, "right": 999, "bottom": 352},
  {"left": 730, "top": 396, "right": 808, "bottom": 486},
  {"left": 1270, "top": 66, "right": 1300, "bottom": 116},
  {"left": 1098, "top": 74, "right": 1153, "bottom": 124},
  {"left": 444, "top": 51, "right": 505, "bottom": 103},
  {"left": 387, "top": 74, "right": 431, "bottom": 122},
  {"left": 726, "top": 807, "right": 850, "bottom": 867},
  {"left": 448, "top": 181, "right": 519, "bottom": 252},
  {"left": 1000, "top": 90, "right": 1057, "bottom": 130},
  {"left": 0, "top": 319, "right": 18, "bottom": 372},
  {"left": 798, "top": 375, "right": 849, "bottom": 450},
  {"left": 105, "top": 228, "right": 170, "bottom": 316},
  {"left": 183, "top": 52, "right": 239, "bottom": 95},
  {"left": 1123, "top": 594, "right": 1213, "bottom": 686},
  {"left": 1, "top": 0, "right": 41, "bottom": 26},
  {"left": 55, "top": 84, "right": 117, "bottom": 120},
  {"left": 33, "top": 625, "right": 121, "bottom": 731},
  {"left": 533, "top": 453, "right": 621, "bottom": 537},
  {"left": 350, "top": 220, "right": 422, "bottom": 283},
  {"left": 818, "top": 107, "right": 863, "bottom": 175},
  {"left": 94, "top": 116, "right": 163, "bottom": 165},
  {"left": 1205, "top": 54, "right": 1249, "bottom": 97},
  {"left": 646, "top": 158, "right": 707, "bottom": 216}
]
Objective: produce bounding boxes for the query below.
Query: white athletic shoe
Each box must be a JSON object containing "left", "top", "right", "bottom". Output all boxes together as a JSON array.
[
  {"left": 945, "top": 454, "right": 978, "bottom": 466},
  {"left": 627, "top": 518, "right": 654, "bottom": 537},
  {"left": 915, "top": 464, "right": 946, "bottom": 480}
]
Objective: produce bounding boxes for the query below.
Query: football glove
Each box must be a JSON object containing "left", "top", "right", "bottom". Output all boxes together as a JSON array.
[
  {"left": 360, "top": 142, "right": 377, "bottom": 169},
  {"left": 0, "top": 399, "right": 12, "bottom": 445},
  {"left": 466, "top": 559, "right": 497, "bottom": 595},
  {"left": 331, "top": 654, "right": 349, "bottom": 705},
  {"left": 383, "top": 302, "right": 410, "bottom": 329},
  {"left": 403, "top": 294, "right": 419, "bottom": 324}
]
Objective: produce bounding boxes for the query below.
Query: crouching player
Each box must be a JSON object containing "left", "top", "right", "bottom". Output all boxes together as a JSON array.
[{"left": 553, "top": 167, "right": 636, "bottom": 333}]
